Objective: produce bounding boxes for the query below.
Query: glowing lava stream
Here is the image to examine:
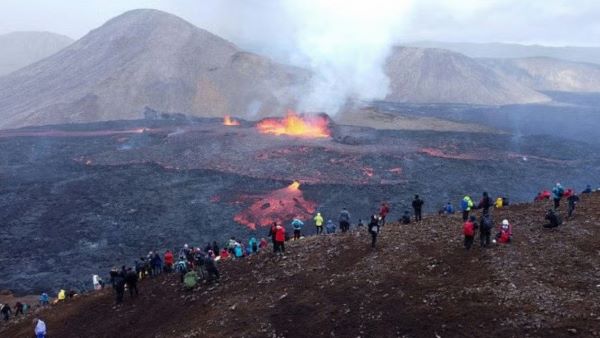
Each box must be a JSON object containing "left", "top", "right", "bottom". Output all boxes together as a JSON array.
[
  {"left": 223, "top": 115, "right": 240, "bottom": 126},
  {"left": 233, "top": 180, "right": 316, "bottom": 230},
  {"left": 256, "top": 110, "right": 330, "bottom": 138}
]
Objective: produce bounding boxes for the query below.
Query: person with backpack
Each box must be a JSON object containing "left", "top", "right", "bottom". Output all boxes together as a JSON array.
[
  {"left": 183, "top": 270, "right": 199, "bottom": 289},
  {"left": 552, "top": 183, "right": 565, "bottom": 209},
  {"left": 461, "top": 195, "right": 474, "bottom": 221},
  {"left": 495, "top": 219, "right": 512, "bottom": 243},
  {"left": 567, "top": 193, "right": 580, "bottom": 218},
  {"left": 544, "top": 209, "right": 562, "bottom": 228},
  {"left": 291, "top": 218, "right": 304, "bottom": 240},
  {"left": 151, "top": 252, "right": 163, "bottom": 276},
  {"left": 463, "top": 216, "right": 476, "bottom": 250},
  {"left": 314, "top": 212, "right": 324, "bottom": 234},
  {"left": 339, "top": 208, "right": 351, "bottom": 232},
  {"left": 479, "top": 214, "right": 493, "bottom": 248},
  {"left": 39, "top": 293, "right": 49, "bottom": 307},
  {"left": 1, "top": 303, "right": 11, "bottom": 321},
  {"left": 249, "top": 237, "right": 258, "bottom": 253},
  {"left": 368, "top": 214, "right": 380, "bottom": 248},
  {"left": 125, "top": 267, "right": 138, "bottom": 298},
  {"left": 412, "top": 195, "right": 424, "bottom": 222},
  {"left": 325, "top": 219, "right": 336, "bottom": 234},
  {"left": 477, "top": 192, "right": 492, "bottom": 217},
  {"left": 34, "top": 318, "right": 47, "bottom": 338}
]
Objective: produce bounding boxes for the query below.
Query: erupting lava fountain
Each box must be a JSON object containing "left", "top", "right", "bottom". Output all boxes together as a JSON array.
[
  {"left": 256, "top": 110, "right": 330, "bottom": 138},
  {"left": 223, "top": 115, "right": 240, "bottom": 126}
]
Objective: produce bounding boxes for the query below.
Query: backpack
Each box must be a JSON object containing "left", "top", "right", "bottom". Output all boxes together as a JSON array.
[{"left": 463, "top": 221, "right": 474, "bottom": 236}]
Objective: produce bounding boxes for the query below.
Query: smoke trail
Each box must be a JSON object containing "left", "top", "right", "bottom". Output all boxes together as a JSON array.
[{"left": 282, "top": 0, "right": 413, "bottom": 114}]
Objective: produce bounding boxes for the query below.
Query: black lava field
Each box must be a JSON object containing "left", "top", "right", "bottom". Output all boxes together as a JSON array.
[{"left": 1, "top": 116, "right": 599, "bottom": 294}]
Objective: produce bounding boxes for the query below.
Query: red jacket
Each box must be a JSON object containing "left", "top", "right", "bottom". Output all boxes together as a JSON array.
[
  {"left": 463, "top": 221, "right": 475, "bottom": 236},
  {"left": 259, "top": 238, "right": 268, "bottom": 248},
  {"left": 164, "top": 251, "right": 174, "bottom": 265},
  {"left": 220, "top": 249, "right": 230, "bottom": 259},
  {"left": 275, "top": 225, "right": 286, "bottom": 242},
  {"left": 379, "top": 205, "right": 390, "bottom": 218}
]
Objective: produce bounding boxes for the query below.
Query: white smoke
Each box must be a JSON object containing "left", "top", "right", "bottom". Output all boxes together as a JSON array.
[{"left": 281, "top": 0, "right": 414, "bottom": 114}]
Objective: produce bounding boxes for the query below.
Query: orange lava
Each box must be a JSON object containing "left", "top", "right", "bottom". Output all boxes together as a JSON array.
[
  {"left": 223, "top": 115, "right": 240, "bottom": 126},
  {"left": 233, "top": 181, "right": 316, "bottom": 230},
  {"left": 256, "top": 111, "right": 330, "bottom": 138}
]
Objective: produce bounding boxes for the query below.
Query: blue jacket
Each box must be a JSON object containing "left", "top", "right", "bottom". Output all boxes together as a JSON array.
[
  {"left": 291, "top": 219, "right": 304, "bottom": 230},
  {"left": 326, "top": 220, "right": 336, "bottom": 234}
]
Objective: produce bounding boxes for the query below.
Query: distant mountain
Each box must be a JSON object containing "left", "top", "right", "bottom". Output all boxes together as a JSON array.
[
  {"left": 0, "top": 31, "right": 73, "bottom": 76},
  {"left": 481, "top": 57, "right": 600, "bottom": 93},
  {"left": 385, "top": 47, "right": 550, "bottom": 105},
  {"left": 406, "top": 41, "right": 600, "bottom": 65},
  {"left": 0, "top": 9, "right": 309, "bottom": 129}
]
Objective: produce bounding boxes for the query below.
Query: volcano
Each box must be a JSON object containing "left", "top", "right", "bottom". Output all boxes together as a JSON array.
[{"left": 0, "top": 9, "right": 308, "bottom": 129}]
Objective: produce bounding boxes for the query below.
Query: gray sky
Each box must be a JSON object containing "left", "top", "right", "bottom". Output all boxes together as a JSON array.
[{"left": 1, "top": 0, "right": 600, "bottom": 48}]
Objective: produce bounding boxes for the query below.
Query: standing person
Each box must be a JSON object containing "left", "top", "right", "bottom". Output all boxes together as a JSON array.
[
  {"left": 477, "top": 192, "right": 492, "bottom": 217},
  {"left": 275, "top": 223, "right": 286, "bottom": 255},
  {"left": 125, "top": 268, "right": 138, "bottom": 298},
  {"left": 204, "top": 254, "right": 220, "bottom": 282},
  {"left": 1, "top": 303, "right": 11, "bottom": 321},
  {"left": 39, "top": 293, "right": 49, "bottom": 307},
  {"left": 463, "top": 216, "right": 476, "bottom": 250},
  {"left": 552, "top": 183, "right": 565, "bottom": 209},
  {"left": 249, "top": 237, "right": 259, "bottom": 253},
  {"left": 326, "top": 219, "right": 336, "bottom": 234},
  {"left": 313, "top": 212, "right": 324, "bottom": 234},
  {"left": 339, "top": 208, "right": 351, "bottom": 233},
  {"left": 34, "top": 318, "right": 47, "bottom": 338},
  {"left": 567, "top": 193, "right": 580, "bottom": 218},
  {"left": 461, "top": 195, "right": 474, "bottom": 221},
  {"left": 212, "top": 241, "right": 220, "bottom": 257},
  {"left": 368, "top": 214, "right": 380, "bottom": 248},
  {"left": 110, "top": 268, "right": 125, "bottom": 304},
  {"left": 164, "top": 250, "right": 174, "bottom": 273},
  {"left": 495, "top": 197, "right": 503, "bottom": 209},
  {"left": 291, "top": 218, "right": 304, "bottom": 240},
  {"left": 14, "top": 302, "right": 24, "bottom": 316},
  {"left": 479, "top": 214, "right": 493, "bottom": 248},
  {"left": 379, "top": 202, "right": 390, "bottom": 225},
  {"left": 269, "top": 222, "right": 278, "bottom": 253},
  {"left": 151, "top": 253, "right": 163, "bottom": 276},
  {"left": 412, "top": 195, "right": 424, "bottom": 222},
  {"left": 444, "top": 202, "right": 455, "bottom": 214}
]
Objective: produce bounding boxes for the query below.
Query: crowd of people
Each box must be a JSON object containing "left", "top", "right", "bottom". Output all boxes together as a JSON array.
[{"left": 3, "top": 182, "right": 596, "bottom": 337}]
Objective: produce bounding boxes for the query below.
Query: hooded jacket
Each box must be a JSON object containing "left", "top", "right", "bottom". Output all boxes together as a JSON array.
[{"left": 314, "top": 213, "right": 324, "bottom": 226}]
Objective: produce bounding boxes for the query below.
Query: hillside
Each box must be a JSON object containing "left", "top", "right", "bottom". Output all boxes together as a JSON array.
[
  {"left": 2, "top": 193, "right": 599, "bottom": 337},
  {"left": 406, "top": 41, "right": 600, "bottom": 65},
  {"left": 0, "top": 9, "right": 308, "bottom": 129},
  {"left": 481, "top": 57, "right": 600, "bottom": 93},
  {"left": 385, "top": 47, "right": 550, "bottom": 105},
  {"left": 0, "top": 31, "right": 73, "bottom": 76}
]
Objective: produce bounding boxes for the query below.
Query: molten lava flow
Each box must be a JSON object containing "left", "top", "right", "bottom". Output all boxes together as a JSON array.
[
  {"left": 256, "top": 111, "right": 330, "bottom": 138},
  {"left": 223, "top": 115, "right": 240, "bottom": 126},
  {"left": 233, "top": 181, "right": 316, "bottom": 230}
]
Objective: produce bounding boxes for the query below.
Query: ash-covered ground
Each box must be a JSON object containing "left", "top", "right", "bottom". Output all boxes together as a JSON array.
[{"left": 1, "top": 116, "right": 599, "bottom": 294}]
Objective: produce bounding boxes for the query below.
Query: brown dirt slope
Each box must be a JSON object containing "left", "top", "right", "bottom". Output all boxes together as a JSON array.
[{"left": 2, "top": 193, "right": 600, "bottom": 338}]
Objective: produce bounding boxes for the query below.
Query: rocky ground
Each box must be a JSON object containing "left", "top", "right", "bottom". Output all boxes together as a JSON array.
[{"left": 2, "top": 193, "right": 599, "bottom": 337}]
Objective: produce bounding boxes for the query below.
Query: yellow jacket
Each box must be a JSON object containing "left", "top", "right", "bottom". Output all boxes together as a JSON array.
[
  {"left": 314, "top": 213, "right": 324, "bottom": 226},
  {"left": 58, "top": 289, "right": 66, "bottom": 300},
  {"left": 495, "top": 197, "right": 503, "bottom": 208}
]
